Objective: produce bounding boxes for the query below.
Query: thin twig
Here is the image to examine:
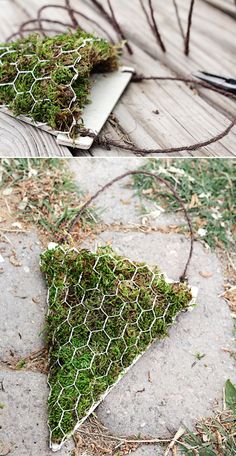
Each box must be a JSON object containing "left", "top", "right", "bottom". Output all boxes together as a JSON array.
[
  {"left": 65, "top": 171, "right": 195, "bottom": 282},
  {"left": 77, "top": 429, "right": 171, "bottom": 444},
  {"left": 95, "top": 119, "right": 235, "bottom": 156},
  {"left": 8, "top": 4, "right": 113, "bottom": 41},
  {"left": 164, "top": 427, "right": 185, "bottom": 455},
  {"left": 227, "top": 252, "right": 236, "bottom": 273},
  {"left": 107, "top": 0, "right": 133, "bottom": 54},
  {"left": 36, "top": 4, "right": 113, "bottom": 41},
  {"left": 7, "top": 0, "right": 196, "bottom": 55},
  {"left": 132, "top": 74, "right": 236, "bottom": 102},
  {"left": 140, "top": 0, "right": 154, "bottom": 31},
  {"left": 0, "top": 228, "right": 27, "bottom": 233},
  {"left": 147, "top": 0, "right": 166, "bottom": 52},
  {"left": 185, "top": 0, "right": 195, "bottom": 55},
  {"left": 90, "top": 0, "right": 132, "bottom": 53},
  {"left": 65, "top": 0, "right": 78, "bottom": 27}
]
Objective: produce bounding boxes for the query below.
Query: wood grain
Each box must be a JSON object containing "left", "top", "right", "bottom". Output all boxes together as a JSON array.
[
  {"left": 203, "top": 0, "right": 236, "bottom": 17},
  {"left": 0, "top": 112, "right": 71, "bottom": 157},
  {"left": 0, "top": 0, "right": 235, "bottom": 157},
  {"left": 0, "top": 0, "right": 71, "bottom": 157}
]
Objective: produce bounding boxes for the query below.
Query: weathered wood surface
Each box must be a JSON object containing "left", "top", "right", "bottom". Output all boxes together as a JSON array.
[
  {"left": 0, "top": 112, "right": 72, "bottom": 157},
  {"left": 203, "top": 0, "right": 236, "bottom": 17},
  {"left": 0, "top": 0, "right": 235, "bottom": 157}
]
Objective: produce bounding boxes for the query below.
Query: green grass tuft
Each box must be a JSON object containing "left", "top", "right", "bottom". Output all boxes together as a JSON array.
[
  {"left": 0, "top": 30, "right": 120, "bottom": 133},
  {"left": 179, "top": 380, "right": 236, "bottom": 455},
  {"left": 40, "top": 245, "right": 192, "bottom": 446},
  {"left": 132, "top": 159, "right": 236, "bottom": 249}
]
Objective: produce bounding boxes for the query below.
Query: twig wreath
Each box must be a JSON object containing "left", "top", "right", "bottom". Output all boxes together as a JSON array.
[
  {"left": 1, "top": 0, "right": 235, "bottom": 153},
  {"left": 7, "top": 0, "right": 196, "bottom": 56},
  {"left": 40, "top": 171, "right": 197, "bottom": 451}
]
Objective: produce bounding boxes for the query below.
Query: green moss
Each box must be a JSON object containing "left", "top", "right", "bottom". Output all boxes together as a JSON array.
[
  {"left": 16, "top": 359, "right": 26, "bottom": 369},
  {"left": 0, "top": 30, "right": 120, "bottom": 133},
  {"left": 40, "top": 245, "right": 193, "bottom": 446}
]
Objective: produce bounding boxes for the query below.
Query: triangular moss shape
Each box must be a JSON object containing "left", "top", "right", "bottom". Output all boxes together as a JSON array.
[
  {"left": 40, "top": 245, "right": 193, "bottom": 450},
  {"left": 0, "top": 30, "right": 119, "bottom": 134}
]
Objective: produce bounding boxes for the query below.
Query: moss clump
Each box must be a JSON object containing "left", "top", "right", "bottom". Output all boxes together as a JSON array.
[
  {"left": 0, "top": 30, "right": 119, "bottom": 133},
  {"left": 40, "top": 245, "right": 192, "bottom": 447}
]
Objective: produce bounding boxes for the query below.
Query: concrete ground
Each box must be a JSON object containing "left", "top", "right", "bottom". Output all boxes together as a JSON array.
[
  {"left": 0, "top": 231, "right": 74, "bottom": 456},
  {"left": 0, "top": 158, "right": 235, "bottom": 456}
]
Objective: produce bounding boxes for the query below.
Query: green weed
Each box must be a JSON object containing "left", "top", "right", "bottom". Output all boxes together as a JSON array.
[
  {"left": 179, "top": 380, "right": 236, "bottom": 455},
  {"left": 132, "top": 159, "right": 236, "bottom": 249}
]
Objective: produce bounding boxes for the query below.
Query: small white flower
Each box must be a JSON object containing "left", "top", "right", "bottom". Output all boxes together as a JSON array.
[
  {"left": 149, "top": 206, "right": 165, "bottom": 218},
  {"left": 211, "top": 213, "right": 222, "bottom": 220},
  {"left": 3, "top": 187, "right": 13, "bottom": 196},
  {"left": 48, "top": 242, "right": 58, "bottom": 250},
  {"left": 198, "top": 228, "right": 207, "bottom": 237},
  {"left": 199, "top": 192, "right": 211, "bottom": 199},
  {"left": 28, "top": 168, "right": 38, "bottom": 177},
  {"left": 12, "top": 222, "right": 23, "bottom": 229}
]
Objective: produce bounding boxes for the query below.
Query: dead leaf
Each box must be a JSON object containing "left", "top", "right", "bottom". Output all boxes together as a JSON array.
[
  {"left": 2, "top": 188, "right": 13, "bottom": 196},
  {"left": 11, "top": 222, "right": 23, "bottom": 229},
  {"left": 202, "top": 434, "right": 208, "bottom": 443},
  {"left": 142, "top": 188, "right": 153, "bottom": 196},
  {"left": 172, "top": 446, "right": 177, "bottom": 456},
  {"left": 18, "top": 197, "right": 28, "bottom": 211},
  {"left": 73, "top": 434, "right": 83, "bottom": 456},
  {"left": 195, "top": 218, "right": 207, "bottom": 229},
  {"left": 0, "top": 441, "right": 11, "bottom": 455},
  {"left": 164, "top": 427, "right": 185, "bottom": 455},
  {"left": 9, "top": 255, "right": 22, "bottom": 267},
  {"left": 223, "top": 287, "right": 236, "bottom": 309},
  {"left": 120, "top": 198, "right": 131, "bottom": 205},
  {"left": 199, "top": 271, "right": 213, "bottom": 278},
  {"left": 189, "top": 194, "right": 200, "bottom": 209},
  {"left": 141, "top": 216, "right": 148, "bottom": 226}
]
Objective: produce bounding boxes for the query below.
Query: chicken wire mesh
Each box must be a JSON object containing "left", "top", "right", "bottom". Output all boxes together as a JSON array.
[
  {"left": 0, "top": 29, "right": 119, "bottom": 140},
  {"left": 40, "top": 244, "right": 193, "bottom": 451}
]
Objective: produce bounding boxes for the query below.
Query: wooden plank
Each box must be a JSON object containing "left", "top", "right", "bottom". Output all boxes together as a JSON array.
[
  {"left": 203, "top": 0, "right": 236, "bottom": 17},
  {"left": 0, "top": 0, "right": 72, "bottom": 157},
  {"left": 0, "top": 112, "right": 71, "bottom": 157},
  {"left": 113, "top": 0, "right": 236, "bottom": 110},
  {"left": 77, "top": 0, "right": 236, "bottom": 156},
  {"left": 0, "top": 0, "right": 235, "bottom": 157}
]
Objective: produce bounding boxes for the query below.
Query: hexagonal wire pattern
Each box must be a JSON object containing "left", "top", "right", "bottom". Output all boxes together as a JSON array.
[
  {"left": 0, "top": 37, "right": 102, "bottom": 138},
  {"left": 41, "top": 245, "right": 193, "bottom": 451}
]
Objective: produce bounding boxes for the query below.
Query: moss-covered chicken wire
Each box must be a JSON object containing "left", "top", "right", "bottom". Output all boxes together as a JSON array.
[
  {"left": 40, "top": 244, "right": 193, "bottom": 451},
  {"left": 0, "top": 29, "right": 119, "bottom": 137}
]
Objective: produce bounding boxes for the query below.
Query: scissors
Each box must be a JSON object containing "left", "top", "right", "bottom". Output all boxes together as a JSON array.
[{"left": 195, "top": 71, "right": 236, "bottom": 93}]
